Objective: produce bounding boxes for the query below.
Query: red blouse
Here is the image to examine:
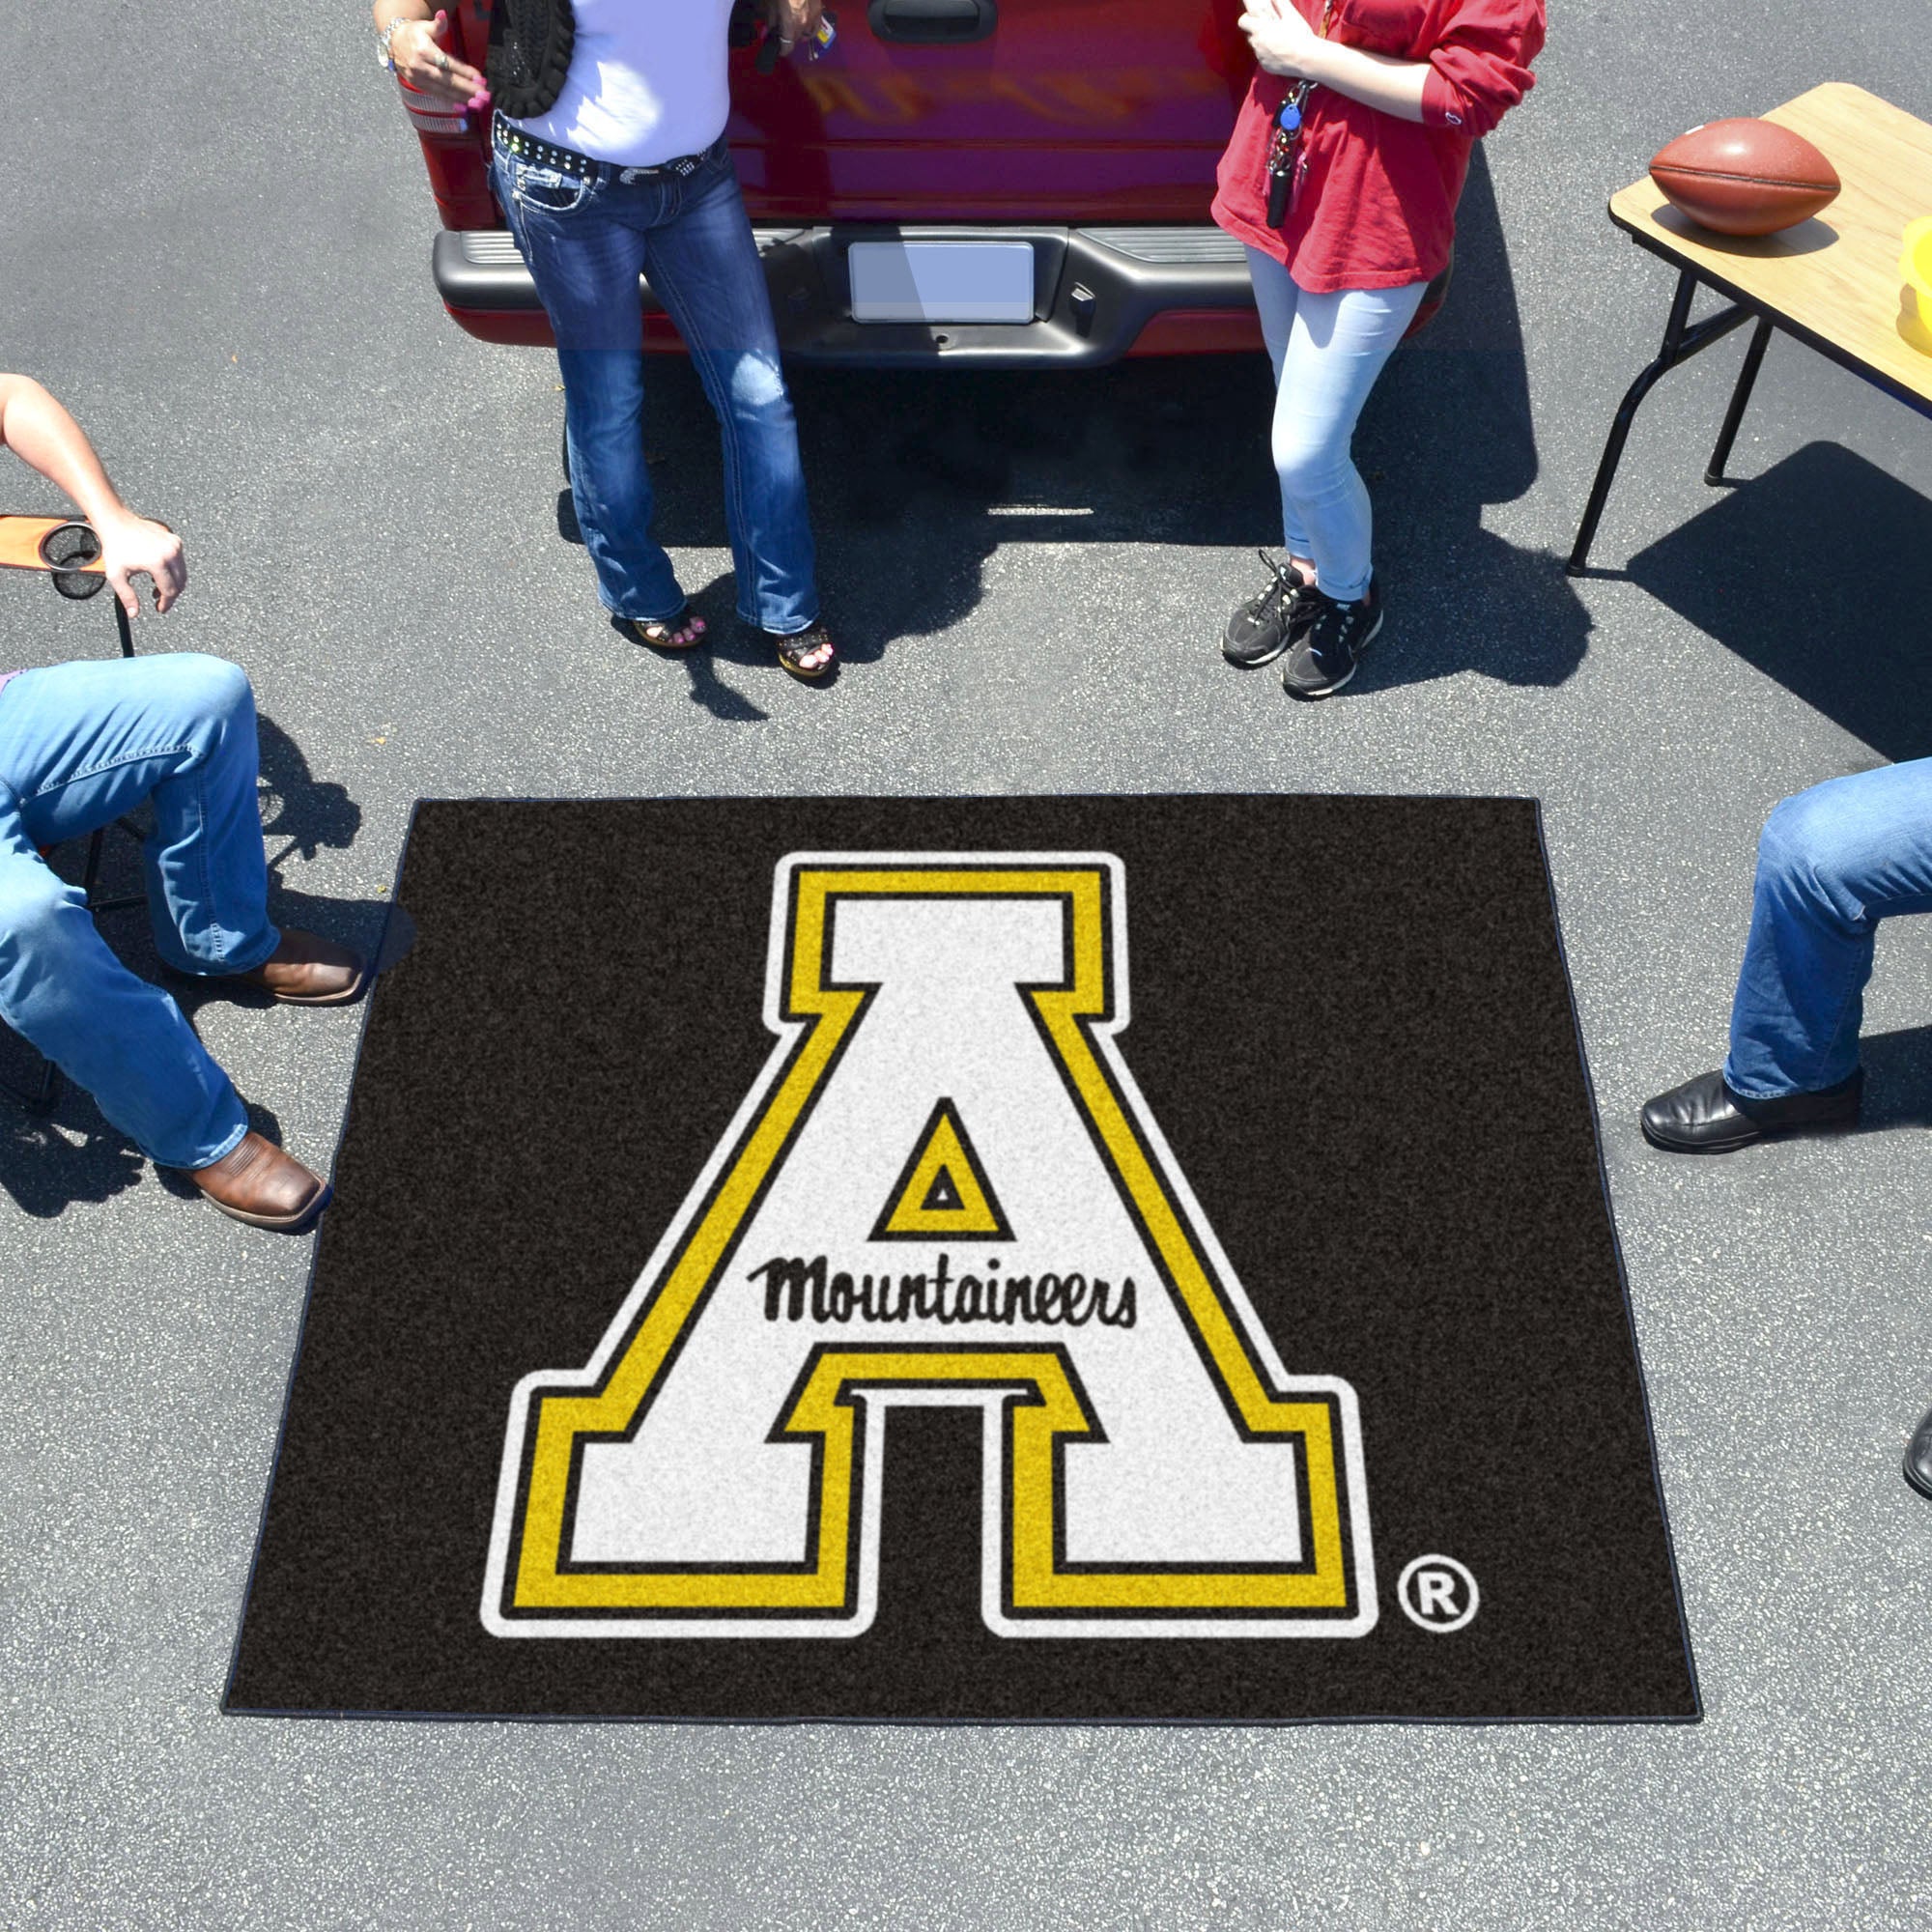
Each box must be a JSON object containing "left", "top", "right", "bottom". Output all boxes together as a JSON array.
[{"left": 1210, "top": 0, "right": 1546, "bottom": 294}]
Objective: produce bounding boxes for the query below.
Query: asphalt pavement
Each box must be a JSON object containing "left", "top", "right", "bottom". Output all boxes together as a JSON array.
[{"left": 3, "top": 2, "right": 1930, "bottom": 1926}]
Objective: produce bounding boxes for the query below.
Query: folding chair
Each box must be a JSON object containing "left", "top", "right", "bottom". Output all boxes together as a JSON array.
[{"left": 0, "top": 516, "right": 147, "bottom": 1111}]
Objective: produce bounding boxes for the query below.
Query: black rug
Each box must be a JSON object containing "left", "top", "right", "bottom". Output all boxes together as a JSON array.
[{"left": 226, "top": 796, "right": 1697, "bottom": 1723}]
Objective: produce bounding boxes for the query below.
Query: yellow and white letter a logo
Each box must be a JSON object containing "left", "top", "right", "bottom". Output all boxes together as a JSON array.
[{"left": 482, "top": 854, "right": 1376, "bottom": 1639}]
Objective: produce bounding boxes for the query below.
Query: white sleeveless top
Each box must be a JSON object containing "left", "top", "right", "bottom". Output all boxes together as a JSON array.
[{"left": 506, "top": 0, "right": 737, "bottom": 169}]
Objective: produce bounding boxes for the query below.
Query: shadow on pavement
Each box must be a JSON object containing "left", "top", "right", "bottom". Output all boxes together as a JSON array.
[
  {"left": 1857, "top": 1023, "right": 1932, "bottom": 1132},
  {"left": 564, "top": 495, "right": 779, "bottom": 720},
  {"left": 593, "top": 145, "right": 1584, "bottom": 687},
  {"left": 258, "top": 712, "right": 362, "bottom": 868},
  {"left": 609, "top": 346, "right": 1285, "bottom": 672},
  {"left": 0, "top": 1089, "right": 291, "bottom": 1221},
  {"left": 1626, "top": 441, "right": 1932, "bottom": 763},
  {"left": 1347, "top": 143, "right": 1592, "bottom": 695},
  {"left": 0, "top": 1106, "right": 145, "bottom": 1217}
]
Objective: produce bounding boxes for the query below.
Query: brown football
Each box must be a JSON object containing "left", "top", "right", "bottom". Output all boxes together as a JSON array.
[{"left": 1649, "top": 118, "right": 1841, "bottom": 236}]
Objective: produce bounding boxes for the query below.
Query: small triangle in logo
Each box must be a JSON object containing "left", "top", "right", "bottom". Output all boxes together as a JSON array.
[
  {"left": 871, "top": 1098, "right": 1012, "bottom": 1241},
  {"left": 921, "top": 1169, "right": 964, "bottom": 1213}
]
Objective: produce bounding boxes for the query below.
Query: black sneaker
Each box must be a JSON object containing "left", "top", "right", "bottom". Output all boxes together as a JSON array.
[
  {"left": 1222, "top": 551, "right": 1317, "bottom": 668},
  {"left": 1282, "top": 576, "right": 1383, "bottom": 699}
]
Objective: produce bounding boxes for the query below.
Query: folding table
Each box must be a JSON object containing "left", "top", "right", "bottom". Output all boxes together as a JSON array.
[{"left": 1568, "top": 83, "right": 1932, "bottom": 575}]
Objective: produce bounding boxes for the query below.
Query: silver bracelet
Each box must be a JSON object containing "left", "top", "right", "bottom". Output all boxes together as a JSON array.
[{"left": 376, "top": 13, "right": 417, "bottom": 74}]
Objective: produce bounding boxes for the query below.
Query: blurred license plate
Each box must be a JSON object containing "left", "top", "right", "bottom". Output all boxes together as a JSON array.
[{"left": 847, "top": 242, "right": 1036, "bottom": 324}]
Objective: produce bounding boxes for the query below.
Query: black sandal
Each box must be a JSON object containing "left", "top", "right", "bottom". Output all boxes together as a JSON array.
[
  {"left": 624, "top": 604, "right": 707, "bottom": 651},
  {"left": 768, "top": 620, "right": 837, "bottom": 682}
]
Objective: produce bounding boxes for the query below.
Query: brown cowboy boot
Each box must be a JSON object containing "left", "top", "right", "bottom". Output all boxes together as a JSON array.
[
  {"left": 229, "top": 929, "right": 367, "bottom": 1006},
  {"left": 188, "top": 1131, "right": 331, "bottom": 1231}
]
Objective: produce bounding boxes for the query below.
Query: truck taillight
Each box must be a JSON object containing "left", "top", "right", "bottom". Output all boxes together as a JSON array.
[{"left": 398, "top": 76, "right": 469, "bottom": 139}]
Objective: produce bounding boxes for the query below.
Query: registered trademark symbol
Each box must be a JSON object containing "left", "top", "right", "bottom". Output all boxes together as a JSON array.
[{"left": 1396, "top": 1554, "right": 1479, "bottom": 1633}]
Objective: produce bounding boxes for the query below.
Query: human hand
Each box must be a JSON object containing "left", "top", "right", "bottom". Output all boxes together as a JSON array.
[
  {"left": 1238, "top": 0, "right": 1325, "bottom": 80},
  {"left": 391, "top": 10, "right": 490, "bottom": 110},
  {"left": 97, "top": 511, "right": 185, "bottom": 617},
  {"left": 765, "top": 0, "right": 825, "bottom": 59}
]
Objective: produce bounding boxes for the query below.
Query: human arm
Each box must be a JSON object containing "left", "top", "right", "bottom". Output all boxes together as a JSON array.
[
  {"left": 765, "top": 0, "right": 826, "bottom": 58},
  {"left": 1238, "top": 1, "right": 1428, "bottom": 121},
  {"left": 371, "top": 1, "right": 490, "bottom": 109},
  {"left": 0, "top": 374, "right": 185, "bottom": 616},
  {"left": 1238, "top": 0, "right": 1542, "bottom": 135}
]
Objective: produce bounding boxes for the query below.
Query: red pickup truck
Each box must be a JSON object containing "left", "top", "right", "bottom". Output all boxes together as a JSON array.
[{"left": 412, "top": 0, "right": 1443, "bottom": 365}]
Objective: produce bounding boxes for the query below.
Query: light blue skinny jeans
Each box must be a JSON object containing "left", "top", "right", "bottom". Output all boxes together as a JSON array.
[
  {"left": 493, "top": 131, "right": 820, "bottom": 635},
  {"left": 0, "top": 654, "right": 275, "bottom": 1167},
  {"left": 1245, "top": 247, "right": 1426, "bottom": 605},
  {"left": 1724, "top": 756, "right": 1932, "bottom": 1098}
]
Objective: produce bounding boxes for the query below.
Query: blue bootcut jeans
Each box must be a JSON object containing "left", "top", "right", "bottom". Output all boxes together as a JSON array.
[
  {"left": 0, "top": 654, "right": 275, "bottom": 1168},
  {"left": 493, "top": 133, "right": 820, "bottom": 636},
  {"left": 1724, "top": 756, "right": 1932, "bottom": 1098}
]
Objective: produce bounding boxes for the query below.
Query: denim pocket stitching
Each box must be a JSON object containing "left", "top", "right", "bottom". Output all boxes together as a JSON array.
[{"left": 512, "top": 162, "right": 593, "bottom": 215}]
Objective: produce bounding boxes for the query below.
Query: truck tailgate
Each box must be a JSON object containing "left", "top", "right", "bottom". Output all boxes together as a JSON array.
[{"left": 728, "top": 0, "right": 1253, "bottom": 224}]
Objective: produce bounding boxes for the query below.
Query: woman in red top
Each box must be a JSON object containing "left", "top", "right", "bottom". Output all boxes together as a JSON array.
[{"left": 1212, "top": 0, "right": 1544, "bottom": 696}]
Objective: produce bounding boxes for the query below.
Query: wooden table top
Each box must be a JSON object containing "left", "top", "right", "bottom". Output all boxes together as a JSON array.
[
  {"left": 1609, "top": 82, "right": 1932, "bottom": 411},
  {"left": 0, "top": 514, "right": 103, "bottom": 576}
]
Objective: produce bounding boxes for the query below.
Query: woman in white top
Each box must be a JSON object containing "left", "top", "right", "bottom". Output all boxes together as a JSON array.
[{"left": 377, "top": 0, "right": 837, "bottom": 679}]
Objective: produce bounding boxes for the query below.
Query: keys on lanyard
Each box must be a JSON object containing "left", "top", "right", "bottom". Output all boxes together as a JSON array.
[
  {"left": 1261, "top": 0, "right": 1333, "bottom": 228},
  {"left": 1264, "top": 82, "right": 1313, "bottom": 227}
]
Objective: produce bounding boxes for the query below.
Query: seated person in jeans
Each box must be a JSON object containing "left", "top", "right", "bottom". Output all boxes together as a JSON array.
[
  {"left": 1640, "top": 757, "right": 1931, "bottom": 1498},
  {"left": 0, "top": 373, "right": 362, "bottom": 1230}
]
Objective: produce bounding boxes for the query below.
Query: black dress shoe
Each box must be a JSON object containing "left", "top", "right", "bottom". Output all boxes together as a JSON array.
[
  {"left": 1639, "top": 1066, "right": 1862, "bottom": 1152},
  {"left": 1905, "top": 1407, "right": 1932, "bottom": 1500}
]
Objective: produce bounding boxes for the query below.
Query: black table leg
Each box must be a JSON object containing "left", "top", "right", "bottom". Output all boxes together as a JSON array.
[
  {"left": 1566, "top": 269, "right": 1757, "bottom": 576},
  {"left": 77, "top": 593, "right": 148, "bottom": 915},
  {"left": 1705, "top": 317, "right": 1775, "bottom": 485}
]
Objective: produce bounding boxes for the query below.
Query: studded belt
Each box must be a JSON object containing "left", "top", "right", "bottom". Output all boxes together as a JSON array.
[{"left": 492, "top": 112, "right": 718, "bottom": 184}]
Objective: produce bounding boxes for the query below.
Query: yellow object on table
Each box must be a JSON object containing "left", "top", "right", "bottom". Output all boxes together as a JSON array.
[{"left": 1902, "top": 215, "right": 1932, "bottom": 355}]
